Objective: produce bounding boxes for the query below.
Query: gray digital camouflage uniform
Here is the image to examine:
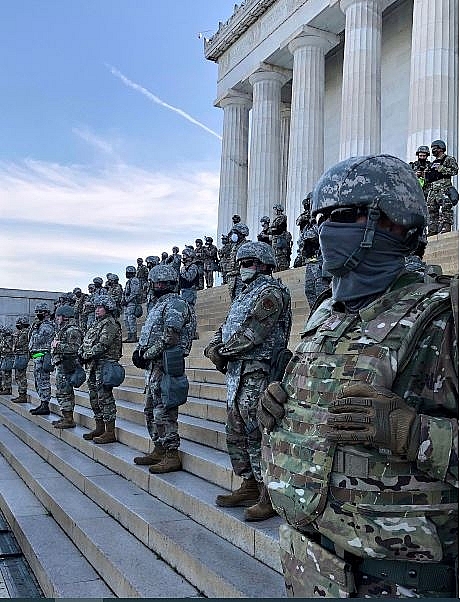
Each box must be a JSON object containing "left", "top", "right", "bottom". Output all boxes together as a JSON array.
[
  {"left": 210, "top": 273, "right": 291, "bottom": 483},
  {"left": 51, "top": 320, "right": 83, "bottom": 412},
  {"left": 137, "top": 292, "right": 194, "bottom": 450},
  {"left": 28, "top": 317, "right": 55, "bottom": 403}
]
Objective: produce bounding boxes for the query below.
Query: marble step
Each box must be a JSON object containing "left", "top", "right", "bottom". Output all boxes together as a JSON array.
[
  {"left": 0, "top": 397, "right": 284, "bottom": 579},
  {"left": 0, "top": 454, "right": 114, "bottom": 598}
]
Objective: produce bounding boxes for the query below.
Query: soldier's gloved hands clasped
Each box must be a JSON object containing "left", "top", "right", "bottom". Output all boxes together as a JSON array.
[
  {"left": 203, "top": 342, "right": 227, "bottom": 374},
  {"left": 257, "top": 381, "right": 288, "bottom": 433},
  {"left": 323, "top": 383, "right": 420, "bottom": 458}
]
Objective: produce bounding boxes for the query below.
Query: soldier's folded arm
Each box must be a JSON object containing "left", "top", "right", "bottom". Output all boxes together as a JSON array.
[{"left": 438, "top": 157, "right": 458, "bottom": 177}]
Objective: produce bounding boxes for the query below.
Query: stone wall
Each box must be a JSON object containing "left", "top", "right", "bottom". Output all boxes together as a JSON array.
[{"left": 0, "top": 289, "right": 61, "bottom": 328}]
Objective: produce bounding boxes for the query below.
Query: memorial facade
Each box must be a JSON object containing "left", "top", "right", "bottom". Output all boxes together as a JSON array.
[{"left": 205, "top": 0, "right": 459, "bottom": 248}]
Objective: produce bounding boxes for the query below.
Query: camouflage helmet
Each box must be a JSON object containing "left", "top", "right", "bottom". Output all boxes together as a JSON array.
[
  {"left": 2, "top": 326, "right": 13, "bottom": 335},
  {"left": 311, "top": 154, "right": 427, "bottom": 231},
  {"left": 93, "top": 277, "right": 103, "bottom": 286},
  {"left": 302, "top": 192, "right": 312, "bottom": 209},
  {"left": 137, "top": 257, "right": 143, "bottom": 263},
  {"left": 221, "top": 233, "right": 228, "bottom": 241},
  {"left": 125, "top": 266, "right": 136, "bottom": 275},
  {"left": 260, "top": 216, "right": 270, "bottom": 224},
  {"left": 93, "top": 295, "right": 117, "bottom": 312},
  {"left": 56, "top": 305, "right": 75, "bottom": 318},
  {"left": 16, "top": 315, "right": 30, "bottom": 327},
  {"left": 431, "top": 139, "right": 446, "bottom": 152},
  {"left": 236, "top": 241, "right": 276, "bottom": 267},
  {"left": 195, "top": 238, "right": 203, "bottom": 245},
  {"left": 273, "top": 203, "right": 284, "bottom": 211},
  {"left": 107, "top": 273, "right": 119, "bottom": 282},
  {"left": 231, "top": 223, "right": 249, "bottom": 237},
  {"left": 416, "top": 145, "right": 430, "bottom": 155},
  {"left": 172, "top": 246, "right": 179, "bottom": 253},
  {"left": 34, "top": 302, "right": 50, "bottom": 313},
  {"left": 232, "top": 214, "right": 241, "bottom": 222},
  {"left": 205, "top": 237, "right": 213, "bottom": 243},
  {"left": 73, "top": 287, "right": 82, "bottom": 294},
  {"left": 146, "top": 255, "right": 160, "bottom": 265},
  {"left": 148, "top": 264, "right": 178, "bottom": 284},
  {"left": 182, "top": 247, "right": 196, "bottom": 259}
]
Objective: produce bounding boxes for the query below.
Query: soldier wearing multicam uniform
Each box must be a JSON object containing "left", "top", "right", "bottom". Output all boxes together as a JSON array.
[
  {"left": 203, "top": 237, "right": 219, "bottom": 288},
  {"left": 269, "top": 204, "right": 292, "bottom": 272},
  {"left": 11, "top": 315, "right": 30, "bottom": 403},
  {"left": 132, "top": 265, "right": 195, "bottom": 473},
  {"left": 194, "top": 239, "right": 206, "bottom": 291},
  {"left": 136, "top": 258, "right": 149, "bottom": 302},
  {"left": 72, "top": 287, "right": 88, "bottom": 331},
  {"left": 50, "top": 305, "right": 83, "bottom": 429},
  {"left": 258, "top": 155, "right": 458, "bottom": 598},
  {"left": 28, "top": 302, "right": 55, "bottom": 415},
  {"left": 205, "top": 242, "right": 292, "bottom": 521},
  {"left": 79, "top": 295, "right": 123, "bottom": 444},
  {"left": 409, "top": 145, "right": 431, "bottom": 199},
  {"left": 425, "top": 140, "right": 459, "bottom": 235},
  {"left": 106, "top": 273, "right": 124, "bottom": 318},
  {"left": 81, "top": 283, "right": 96, "bottom": 332},
  {"left": 0, "top": 326, "right": 14, "bottom": 396},
  {"left": 218, "top": 234, "right": 232, "bottom": 284},
  {"left": 257, "top": 216, "right": 271, "bottom": 246}
]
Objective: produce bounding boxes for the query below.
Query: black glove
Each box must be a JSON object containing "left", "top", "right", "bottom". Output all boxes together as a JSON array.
[
  {"left": 132, "top": 348, "right": 149, "bottom": 370},
  {"left": 257, "top": 381, "right": 288, "bottom": 432},
  {"left": 322, "top": 383, "right": 419, "bottom": 458},
  {"left": 204, "top": 342, "right": 227, "bottom": 374}
]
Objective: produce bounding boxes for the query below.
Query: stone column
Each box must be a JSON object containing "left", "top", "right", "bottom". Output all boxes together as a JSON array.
[
  {"left": 285, "top": 29, "right": 338, "bottom": 251},
  {"left": 279, "top": 103, "right": 291, "bottom": 208},
  {"left": 247, "top": 65, "right": 290, "bottom": 238},
  {"left": 406, "top": 0, "right": 459, "bottom": 163},
  {"left": 339, "top": 0, "right": 382, "bottom": 158},
  {"left": 217, "top": 91, "right": 251, "bottom": 238}
]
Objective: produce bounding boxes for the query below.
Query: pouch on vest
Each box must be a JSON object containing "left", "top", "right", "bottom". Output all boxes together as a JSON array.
[
  {"left": 13, "top": 354, "right": 28, "bottom": 371},
  {"left": 69, "top": 364, "right": 86, "bottom": 388},
  {"left": 160, "top": 374, "right": 189, "bottom": 409},
  {"left": 42, "top": 352, "right": 54, "bottom": 373},
  {"left": 447, "top": 185, "right": 459, "bottom": 206},
  {"left": 0, "top": 356, "right": 14, "bottom": 371},
  {"left": 134, "top": 304, "right": 143, "bottom": 318},
  {"left": 269, "top": 348, "right": 293, "bottom": 382},
  {"left": 60, "top": 356, "right": 76, "bottom": 374},
  {"left": 163, "top": 346, "right": 185, "bottom": 377},
  {"left": 101, "top": 360, "right": 125, "bottom": 387}
]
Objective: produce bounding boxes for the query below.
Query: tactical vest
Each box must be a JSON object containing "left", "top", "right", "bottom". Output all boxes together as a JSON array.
[
  {"left": 80, "top": 316, "right": 122, "bottom": 361},
  {"left": 264, "top": 280, "right": 457, "bottom": 561},
  {"left": 28, "top": 319, "right": 55, "bottom": 353},
  {"left": 179, "top": 265, "right": 200, "bottom": 290}
]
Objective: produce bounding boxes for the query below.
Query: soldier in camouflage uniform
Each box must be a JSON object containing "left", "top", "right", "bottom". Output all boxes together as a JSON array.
[
  {"left": 179, "top": 248, "right": 199, "bottom": 308},
  {"left": 227, "top": 223, "right": 250, "bottom": 301},
  {"left": 28, "top": 302, "right": 55, "bottom": 415},
  {"left": 73, "top": 287, "right": 88, "bottom": 331},
  {"left": 145, "top": 256, "right": 160, "bottom": 314},
  {"left": 0, "top": 326, "right": 14, "bottom": 395},
  {"left": 227, "top": 214, "right": 241, "bottom": 239},
  {"left": 132, "top": 265, "right": 195, "bottom": 473},
  {"left": 203, "top": 236, "right": 219, "bottom": 289},
  {"left": 50, "top": 305, "right": 83, "bottom": 429},
  {"left": 11, "top": 315, "right": 30, "bottom": 403},
  {"left": 136, "top": 258, "right": 149, "bottom": 302},
  {"left": 81, "top": 283, "right": 96, "bottom": 332},
  {"left": 258, "top": 155, "right": 458, "bottom": 598},
  {"left": 269, "top": 204, "right": 292, "bottom": 272},
  {"left": 409, "top": 145, "right": 431, "bottom": 199},
  {"left": 218, "top": 234, "right": 232, "bottom": 285},
  {"left": 205, "top": 242, "right": 292, "bottom": 521},
  {"left": 79, "top": 295, "right": 122, "bottom": 444},
  {"left": 166, "top": 247, "right": 181, "bottom": 276},
  {"left": 425, "top": 140, "right": 458, "bottom": 235},
  {"left": 257, "top": 216, "right": 271, "bottom": 246},
  {"left": 106, "top": 273, "right": 123, "bottom": 318},
  {"left": 194, "top": 239, "right": 206, "bottom": 291},
  {"left": 122, "top": 266, "right": 141, "bottom": 342}
]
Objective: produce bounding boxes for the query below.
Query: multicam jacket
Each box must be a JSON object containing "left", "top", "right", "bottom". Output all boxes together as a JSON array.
[
  {"left": 264, "top": 273, "right": 458, "bottom": 564},
  {"left": 13, "top": 328, "right": 29, "bottom": 356},
  {"left": 0, "top": 331, "right": 14, "bottom": 357},
  {"left": 51, "top": 321, "right": 83, "bottom": 369},
  {"left": 79, "top": 315, "right": 122, "bottom": 362}
]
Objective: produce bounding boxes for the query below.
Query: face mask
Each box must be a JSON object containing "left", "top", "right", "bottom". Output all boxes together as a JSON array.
[
  {"left": 240, "top": 267, "right": 257, "bottom": 283},
  {"left": 230, "top": 233, "right": 239, "bottom": 243},
  {"left": 36, "top": 313, "right": 45, "bottom": 320}
]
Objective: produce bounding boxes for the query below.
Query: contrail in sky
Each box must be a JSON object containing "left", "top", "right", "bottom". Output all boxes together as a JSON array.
[{"left": 108, "top": 64, "right": 222, "bottom": 141}]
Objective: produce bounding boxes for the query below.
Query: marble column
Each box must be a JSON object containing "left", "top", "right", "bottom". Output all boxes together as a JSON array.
[
  {"left": 406, "top": 0, "right": 458, "bottom": 163},
  {"left": 279, "top": 103, "right": 291, "bottom": 209},
  {"left": 247, "top": 65, "right": 290, "bottom": 238},
  {"left": 285, "top": 29, "right": 338, "bottom": 251},
  {"left": 217, "top": 91, "right": 251, "bottom": 239},
  {"left": 339, "top": 0, "right": 382, "bottom": 158}
]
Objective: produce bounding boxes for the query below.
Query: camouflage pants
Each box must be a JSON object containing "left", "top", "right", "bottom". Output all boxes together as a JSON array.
[
  {"left": 226, "top": 370, "right": 268, "bottom": 483},
  {"left": 0, "top": 370, "right": 12, "bottom": 391},
  {"left": 85, "top": 312, "right": 95, "bottom": 330},
  {"left": 304, "top": 261, "right": 329, "bottom": 311},
  {"left": 86, "top": 362, "right": 116, "bottom": 422},
  {"left": 143, "top": 362, "right": 179, "bottom": 450},
  {"left": 33, "top": 357, "right": 51, "bottom": 403},
  {"left": 227, "top": 275, "right": 243, "bottom": 302},
  {"left": 180, "top": 288, "right": 197, "bottom": 307},
  {"left": 14, "top": 368, "right": 27, "bottom": 395},
  {"left": 274, "top": 252, "right": 290, "bottom": 272},
  {"left": 204, "top": 269, "right": 214, "bottom": 288},
  {"left": 123, "top": 303, "right": 137, "bottom": 336},
  {"left": 427, "top": 183, "right": 453, "bottom": 234},
  {"left": 55, "top": 365, "right": 75, "bottom": 412}
]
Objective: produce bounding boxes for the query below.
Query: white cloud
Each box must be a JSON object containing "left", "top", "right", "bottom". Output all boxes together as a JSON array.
[
  {"left": 72, "top": 126, "right": 117, "bottom": 156},
  {"left": 0, "top": 159, "right": 220, "bottom": 292}
]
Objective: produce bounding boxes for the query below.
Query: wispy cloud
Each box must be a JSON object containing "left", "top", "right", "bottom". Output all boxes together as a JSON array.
[
  {"left": 1, "top": 159, "right": 219, "bottom": 291},
  {"left": 72, "top": 126, "right": 116, "bottom": 156},
  {"left": 108, "top": 64, "right": 222, "bottom": 141}
]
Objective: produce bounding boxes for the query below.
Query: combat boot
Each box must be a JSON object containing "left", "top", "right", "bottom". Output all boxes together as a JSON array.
[
  {"left": 0, "top": 388, "right": 12, "bottom": 396},
  {"left": 133, "top": 445, "right": 165, "bottom": 465},
  {"left": 148, "top": 449, "right": 181, "bottom": 473},
  {"left": 11, "top": 394, "right": 28, "bottom": 403},
  {"left": 82, "top": 419, "right": 105, "bottom": 440},
  {"left": 215, "top": 477, "right": 259, "bottom": 507},
  {"left": 29, "top": 402, "right": 50, "bottom": 415},
  {"left": 93, "top": 420, "right": 117, "bottom": 444},
  {"left": 53, "top": 411, "right": 76, "bottom": 429},
  {"left": 244, "top": 483, "right": 277, "bottom": 521}
]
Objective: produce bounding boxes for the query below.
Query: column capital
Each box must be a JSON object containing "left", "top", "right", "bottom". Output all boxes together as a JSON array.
[
  {"left": 340, "top": 0, "right": 382, "bottom": 13},
  {"left": 216, "top": 90, "right": 252, "bottom": 109},
  {"left": 287, "top": 26, "right": 339, "bottom": 54},
  {"left": 248, "top": 63, "right": 291, "bottom": 87}
]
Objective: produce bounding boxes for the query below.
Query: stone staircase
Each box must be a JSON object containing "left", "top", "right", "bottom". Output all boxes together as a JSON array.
[{"left": 0, "top": 231, "right": 457, "bottom": 598}]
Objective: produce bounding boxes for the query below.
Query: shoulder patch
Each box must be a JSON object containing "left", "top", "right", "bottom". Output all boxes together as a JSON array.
[{"left": 262, "top": 298, "right": 275, "bottom": 311}]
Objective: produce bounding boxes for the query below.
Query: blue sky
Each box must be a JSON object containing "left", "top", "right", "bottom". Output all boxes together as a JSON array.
[{"left": 1, "top": 1, "right": 237, "bottom": 292}]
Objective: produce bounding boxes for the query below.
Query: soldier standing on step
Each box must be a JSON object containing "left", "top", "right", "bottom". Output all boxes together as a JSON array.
[
  {"left": 28, "top": 302, "right": 55, "bottom": 415},
  {"left": 0, "top": 326, "right": 14, "bottom": 396},
  {"left": 425, "top": 140, "right": 458, "bottom": 235},
  {"left": 226, "top": 223, "right": 250, "bottom": 301},
  {"left": 79, "top": 296, "right": 122, "bottom": 444},
  {"left": 50, "top": 305, "right": 83, "bottom": 429},
  {"left": 204, "top": 242, "right": 292, "bottom": 521},
  {"left": 258, "top": 155, "right": 458, "bottom": 598},
  {"left": 11, "top": 315, "right": 30, "bottom": 403},
  {"left": 122, "top": 266, "right": 141, "bottom": 343},
  {"left": 132, "top": 265, "right": 195, "bottom": 473},
  {"left": 203, "top": 236, "right": 219, "bottom": 288},
  {"left": 218, "top": 234, "right": 232, "bottom": 285},
  {"left": 269, "top": 204, "right": 293, "bottom": 272}
]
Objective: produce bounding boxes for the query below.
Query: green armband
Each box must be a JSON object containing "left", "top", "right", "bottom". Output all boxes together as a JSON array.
[{"left": 32, "top": 352, "right": 45, "bottom": 359}]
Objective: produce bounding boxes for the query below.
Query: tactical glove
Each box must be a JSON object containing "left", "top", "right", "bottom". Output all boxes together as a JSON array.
[
  {"left": 323, "top": 383, "right": 420, "bottom": 458},
  {"left": 257, "top": 381, "right": 288, "bottom": 432},
  {"left": 143, "top": 341, "right": 164, "bottom": 361},
  {"left": 203, "top": 342, "right": 227, "bottom": 374}
]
